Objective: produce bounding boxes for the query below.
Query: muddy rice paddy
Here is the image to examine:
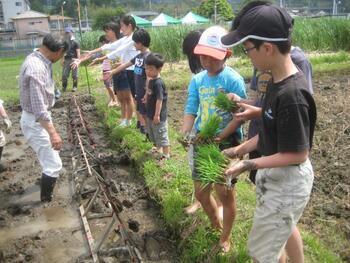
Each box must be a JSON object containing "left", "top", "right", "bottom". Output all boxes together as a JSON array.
[{"left": 0, "top": 70, "right": 349, "bottom": 262}]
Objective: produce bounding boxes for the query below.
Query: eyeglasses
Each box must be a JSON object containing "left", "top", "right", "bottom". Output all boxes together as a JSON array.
[{"left": 242, "top": 46, "right": 256, "bottom": 55}]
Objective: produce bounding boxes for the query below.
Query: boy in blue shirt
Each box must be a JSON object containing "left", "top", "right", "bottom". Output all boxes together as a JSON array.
[{"left": 182, "top": 26, "right": 247, "bottom": 253}]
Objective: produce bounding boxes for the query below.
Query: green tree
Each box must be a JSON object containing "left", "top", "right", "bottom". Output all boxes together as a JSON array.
[
  {"left": 197, "top": 0, "right": 234, "bottom": 21},
  {"left": 91, "top": 7, "right": 125, "bottom": 30},
  {"left": 30, "top": 0, "right": 45, "bottom": 12}
]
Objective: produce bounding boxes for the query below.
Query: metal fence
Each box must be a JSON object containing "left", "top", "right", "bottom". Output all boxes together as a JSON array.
[{"left": 0, "top": 37, "right": 43, "bottom": 57}]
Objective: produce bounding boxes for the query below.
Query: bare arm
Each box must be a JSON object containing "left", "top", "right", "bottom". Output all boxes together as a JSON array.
[
  {"left": 39, "top": 120, "right": 62, "bottom": 151},
  {"left": 153, "top": 99, "right": 163, "bottom": 124},
  {"left": 86, "top": 47, "right": 102, "bottom": 54},
  {"left": 227, "top": 93, "right": 255, "bottom": 105},
  {"left": 234, "top": 102, "right": 262, "bottom": 121},
  {"left": 182, "top": 114, "right": 196, "bottom": 134},
  {"left": 88, "top": 55, "right": 107, "bottom": 66},
  {"left": 110, "top": 61, "right": 133, "bottom": 75},
  {"left": 222, "top": 134, "right": 259, "bottom": 158},
  {"left": 216, "top": 118, "right": 244, "bottom": 142},
  {"left": 76, "top": 48, "right": 81, "bottom": 59},
  {"left": 225, "top": 149, "right": 309, "bottom": 178}
]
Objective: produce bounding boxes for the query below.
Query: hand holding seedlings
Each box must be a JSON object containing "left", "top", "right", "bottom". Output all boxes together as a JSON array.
[
  {"left": 178, "top": 131, "right": 197, "bottom": 148},
  {"left": 226, "top": 93, "right": 241, "bottom": 102},
  {"left": 234, "top": 103, "right": 262, "bottom": 121},
  {"left": 225, "top": 160, "right": 257, "bottom": 184},
  {"left": 214, "top": 92, "right": 239, "bottom": 112},
  {"left": 222, "top": 146, "right": 240, "bottom": 159},
  {"left": 195, "top": 144, "right": 230, "bottom": 187},
  {"left": 196, "top": 114, "right": 221, "bottom": 145}
]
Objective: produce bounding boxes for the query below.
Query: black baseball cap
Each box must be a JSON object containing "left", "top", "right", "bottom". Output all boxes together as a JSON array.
[{"left": 220, "top": 4, "right": 293, "bottom": 47}]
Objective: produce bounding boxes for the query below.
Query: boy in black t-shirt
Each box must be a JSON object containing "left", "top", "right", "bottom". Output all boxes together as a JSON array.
[
  {"left": 144, "top": 53, "right": 170, "bottom": 159},
  {"left": 108, "top": 29, "right": 151, "bottom": 133},
  {"left": 220, "top": 2, "right": 316, "bottom": 263}
]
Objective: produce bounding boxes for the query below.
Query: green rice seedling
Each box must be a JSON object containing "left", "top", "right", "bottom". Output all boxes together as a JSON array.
[
  {"left": 195, "top": 144, "right": 229, "bottom": 187},
  {"left": 197, "top": 114, "right": 222, "bottom": 144},
  {"left": 214, "top": 92, "right": 239, "bottom": 112}
]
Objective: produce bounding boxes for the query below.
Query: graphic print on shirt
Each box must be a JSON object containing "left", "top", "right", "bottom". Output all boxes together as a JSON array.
[
  {"left": 256, "top": 71, "right": 271, "bottom": 100},
  {"left": 198, "top": 86, "right": 232, "bottom": 132},
  {"left": 134, "top": 57, "right": 145, "bottom": 75},
  {"left": 264, "top": 108, "right": 274, "bottom": 120}
]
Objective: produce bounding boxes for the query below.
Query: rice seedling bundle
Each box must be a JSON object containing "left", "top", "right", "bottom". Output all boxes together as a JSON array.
[
  {"left": 214, "top": 92, "right": 239, "bottom": 112},
  {"left": 195, "top": 144, "right": 229, "bottom": 186},
  {"left": 197, "top": 114, "right": 221, "bottom": 144}
]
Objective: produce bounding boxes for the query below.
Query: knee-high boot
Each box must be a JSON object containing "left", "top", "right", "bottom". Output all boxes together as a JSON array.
[{"left": 40, "top": 173, "right": 57, "bottom": 202}]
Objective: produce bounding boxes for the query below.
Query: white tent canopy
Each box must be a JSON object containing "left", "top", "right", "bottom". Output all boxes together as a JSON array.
[
  {"left": 181, "top": 11, "right": 210, "bottom": 24},
  {"left": 151, "top": 13, "right": 180, "bottom": 27}
]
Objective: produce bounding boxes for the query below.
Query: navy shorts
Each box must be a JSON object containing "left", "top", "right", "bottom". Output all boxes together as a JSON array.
[
  {"left": 113, "top": 71, "right": 130, "bottom": 93},
  {"left": 135, "top": 88, "right": 146, "bottom": 115}
]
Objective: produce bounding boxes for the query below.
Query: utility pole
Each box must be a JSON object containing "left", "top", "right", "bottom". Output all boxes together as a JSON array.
[
  {"left": 214, "top": 0, "right": 217, "bottom": 24},
  {"left": 332, "top": 0, "right": 341, "bottom": 15},
  {"left": 61, "top": 1, "right": 66, "bottom": 34},
  {"left": 76, "top": 0, "right": 91, "bottom": 94},
  {"left": 84, "top": 5, "right": 89, "bottom": 31},
  {"left": 76, "top": 0, "right": 82, "bottom": 36}
]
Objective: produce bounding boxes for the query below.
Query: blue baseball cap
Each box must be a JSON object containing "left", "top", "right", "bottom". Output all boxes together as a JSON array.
[{"left": 64, "top": 27, "right": 74, "bottom": 33}]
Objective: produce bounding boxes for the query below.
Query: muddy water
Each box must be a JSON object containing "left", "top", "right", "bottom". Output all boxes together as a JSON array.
[
  {"left": 0, "top": 95, "right": 177, "bottom": 262},
  {"left": 0, "top": 206, "right": 80, "bottom": 244},
  {"left": 0, "top": 101, "right": 87, "bottom": 263}
]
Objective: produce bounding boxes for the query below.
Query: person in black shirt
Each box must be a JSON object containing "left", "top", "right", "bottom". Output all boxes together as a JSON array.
[
  {"left": 62, "top": 27, "right": 80, "bottom": 92},
  {"left": 221, "top": 2, "right": 316, "bottom": 262},
  {"left": 144, "top": 53, "right": 170, "bottom": 159}
]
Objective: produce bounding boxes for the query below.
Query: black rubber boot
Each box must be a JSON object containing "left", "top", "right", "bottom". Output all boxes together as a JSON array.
[
  {"left": 0, "top": 146, "right": 3, "bottom": 160},
  {"left": 0, "top": 147, "right": 5, "bottom": 173},
  {"left": 72, "top": 79, "right": 78, "bottom": 92},
  {"left": 40, "top": 173, "right": 57, "bottom": 202},
  {"left": 62, "top": 80, "right": 67, "bottom": 92}
]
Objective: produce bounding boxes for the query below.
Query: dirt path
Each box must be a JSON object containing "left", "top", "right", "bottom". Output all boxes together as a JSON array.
[{"left": 0, "top": 96, "right": 176, "bottom": 263}]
